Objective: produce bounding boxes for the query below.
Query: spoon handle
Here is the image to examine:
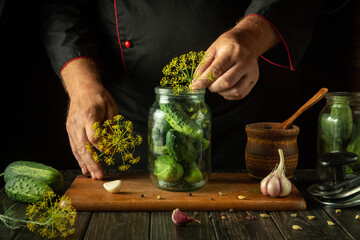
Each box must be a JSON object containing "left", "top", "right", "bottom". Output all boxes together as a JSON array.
[{"left": 281, "top": 88, "right": 328, "bottom": 129}]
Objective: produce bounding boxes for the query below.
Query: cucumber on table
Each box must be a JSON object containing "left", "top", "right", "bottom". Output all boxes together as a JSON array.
[
  {"left": 4, "top": 161, "right": 63, "bottom": 192},
  {"left": 5, "top": 175, "right": 53, "bottom": 203}
]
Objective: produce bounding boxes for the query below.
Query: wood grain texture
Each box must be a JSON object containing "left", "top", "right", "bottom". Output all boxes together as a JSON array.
[
  {"left": 210, "top": 210, "right": 284, "bottom": 240},
  {"left": 64, "top": 173, "right": 306, "bottom": 211},
  {"left": 84, "top": 212, "right": 150, "bottom": 240},
  {"left": 150, "top": 211, "right": 215, "bottom": 240}
]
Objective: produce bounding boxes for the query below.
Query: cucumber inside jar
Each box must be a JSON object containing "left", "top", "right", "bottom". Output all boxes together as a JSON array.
[{"left": 150, "top": 99, "right": 210, "bottom": 191}]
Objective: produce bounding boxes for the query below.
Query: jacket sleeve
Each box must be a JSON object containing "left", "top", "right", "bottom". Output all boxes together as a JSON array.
[
  {"left": 41, "top": 0, "right": 100, "bottom": 76},
  {"left": 245, "top": 0, "right": 322, "bottom": 70}
]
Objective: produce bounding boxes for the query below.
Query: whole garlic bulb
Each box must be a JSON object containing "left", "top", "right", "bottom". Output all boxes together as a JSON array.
[{"left": 260, "top": 149, "right": 292, "bottom": 197}]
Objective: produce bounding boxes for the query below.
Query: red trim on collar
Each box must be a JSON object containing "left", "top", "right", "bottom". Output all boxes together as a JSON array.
[
  {"left": 114, "top": 0, "right": 127, "bottom": 72},
  {"left": 246, "top": 14, "right": 294, "bottom": 71},
  {"left": 59, "top": 56, "right": 97, "bottom": 77}
]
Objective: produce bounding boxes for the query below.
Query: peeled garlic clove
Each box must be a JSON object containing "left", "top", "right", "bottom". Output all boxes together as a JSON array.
[
  {"left": 103, "top": 180, "right": 122, "bottom": 193},
  {"left": 172, "top": 208, "right": 201, "bottom": 226}
]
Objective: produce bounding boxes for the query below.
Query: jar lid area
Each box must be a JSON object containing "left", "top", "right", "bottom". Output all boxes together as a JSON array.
[
  {"left": 326, "top": 92, "right": 360, "bottom": 101},
  {"left": 155, "top": 86, "right": 205, "bottom": 95}
]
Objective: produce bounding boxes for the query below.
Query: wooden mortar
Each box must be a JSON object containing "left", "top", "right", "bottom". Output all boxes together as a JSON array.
[{"left": 245, "top": 122, "right": 300, "bottom": 180}]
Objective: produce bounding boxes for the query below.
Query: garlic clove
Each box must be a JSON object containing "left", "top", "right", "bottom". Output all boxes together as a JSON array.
[
  {"left": 103, "top": 180, "right": 122, "bottom": 193},
  {"left": 266, "top": 175, "right": 281, "bottom": 197},
  {"left": 172, "top": 208, "right": 201, "bottom": 226},
  {"left": 260, "top": 174, "right": 271, "bottom": 195},
  {"left": 279, "top": 175, "right": 292, "bottom": 197}
]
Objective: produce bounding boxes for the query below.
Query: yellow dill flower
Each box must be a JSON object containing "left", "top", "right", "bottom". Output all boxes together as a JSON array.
[
  {"left": 86, "top": 115, "right": 143, "bottom": 171},
  {"left": 91, "top": 122, "right": 100, "bottom": 131},
  {"left": 25, "top": 192, "right": 77, "bottom": 239},
  {"left": 161, "top": 51, "right": 212, "bottom": 94}
]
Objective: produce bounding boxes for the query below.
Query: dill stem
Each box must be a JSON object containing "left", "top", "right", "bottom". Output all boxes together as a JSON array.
[{"left": 0, "top": 213, "right": 51, "bottom": 226}]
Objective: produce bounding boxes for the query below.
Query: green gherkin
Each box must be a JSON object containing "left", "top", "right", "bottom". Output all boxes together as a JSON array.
[
  {"left": 347, "top": 117, "right": 360, "bottom": 172},
  {"left": 183, "top": 162, "right": 203, "bottom": 183},
  {"left": 166, "top": 129, "right": 197, "bottom": 163},
  {"left": 319, "top": 102, "right": 353, "bottom": 153},
  {"left": 159, "top": 102, "right": 203, "bottom": 140},
  {"left": 154, "top": 155, "right": 183, "bottom": 182},
  {"left": 5, "top": 175, "right": 53, "bottom": 203},
  {"left": 151, "top": 109, "right": 171, "bottom": 149}
]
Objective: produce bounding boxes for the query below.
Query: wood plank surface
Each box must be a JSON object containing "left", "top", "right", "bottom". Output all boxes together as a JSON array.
[
  {"left": 84, "top": 212, "right": 150, "bottom": 240},
  {"left": 150, "top": 211, "right": 215, "bottom": 240},
  {"left": 64, "top": 173, "right": 306, "bottom": 211},
  {"left": 0, "top": 169, "right": 358, "bottom": 240},
  {"left": 210, "top": 210, "right": 284, "bottom": 240}
]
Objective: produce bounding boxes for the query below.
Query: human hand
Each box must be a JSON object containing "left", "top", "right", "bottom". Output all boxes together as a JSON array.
[
  {"left": 61, "top": 58, "right": 118, "bottom": 180},
  {"left": 192, "top": 15, "right": 279, "bottom": 100},
  {"left": 66, "top": 86, "right": 118, "bottom": 179}
]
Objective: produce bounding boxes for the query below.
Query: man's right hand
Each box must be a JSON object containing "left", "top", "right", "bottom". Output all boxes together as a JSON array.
[{"left": 60, "top": 58, "right": 118, "bottom": 180}]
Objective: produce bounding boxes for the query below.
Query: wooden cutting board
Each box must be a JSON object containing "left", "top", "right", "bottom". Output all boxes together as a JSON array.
[{"left": 64, "top": 173, "right": 306, "bottom": 211}]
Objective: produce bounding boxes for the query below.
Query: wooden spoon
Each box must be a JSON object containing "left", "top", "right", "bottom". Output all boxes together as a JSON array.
[{"left": 272, "top": 88, "right": 328, "bottom": 129}]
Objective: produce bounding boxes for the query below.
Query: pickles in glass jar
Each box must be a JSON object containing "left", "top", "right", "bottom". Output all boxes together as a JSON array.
[
  {"left": 148, "top": 87, "right": 211, "bottom": 191},
  {"left": 317, "top": 92, "right": 360, "bottom": 179}
]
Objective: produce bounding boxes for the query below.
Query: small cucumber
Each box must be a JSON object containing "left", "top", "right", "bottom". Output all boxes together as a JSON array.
[
  {"left": 5, "top": 175, "right": 53, "bottom": 203},
  {"left": 4, "top": 161, "right": 63, "bottom": 191},
  {"left": 166, "top": 129, "right": 197, "bottom": 163},
  {"left": 159, "top": 102, "right": 203, "bottom": 140}
]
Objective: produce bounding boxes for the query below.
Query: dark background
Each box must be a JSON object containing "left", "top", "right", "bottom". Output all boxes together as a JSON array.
[{"left": 1, "top": 0, "right": 359, "bottom": 179}]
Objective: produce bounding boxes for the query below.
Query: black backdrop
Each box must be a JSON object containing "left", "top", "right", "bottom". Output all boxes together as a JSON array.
[{"left": 1, "top": 0, "right": 359, "bottom": 182}]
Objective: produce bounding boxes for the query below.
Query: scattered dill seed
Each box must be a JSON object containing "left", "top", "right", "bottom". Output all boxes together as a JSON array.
[
  {"left": 355, "top": 214, "right": 359, "bottom": 220},
  {"left": 238, "top": 195, "right": 245, "bottom": 200},
  {"left": 335, "top": 209, "right": 341, "bottom": 213},
  {"left": 219, "top": 192, "right": 225, "bottom": 196},
  {"left": 292, "top": 225, "right": 302, "bottom": 230},
  {"left": 291, "top": 213, "right": 297, "bottom": 217},
  {"left": 327, "top": 220, "right": 335, "bottom": 226},
  {"left": 157, "top": 195, "right": 161, "bottom": 200},
  {"left": 260, "top": 213, "right": 270, "bottom": 218},
  {"left": 306, "top": 216, "right": 315, "bottom": 220}
]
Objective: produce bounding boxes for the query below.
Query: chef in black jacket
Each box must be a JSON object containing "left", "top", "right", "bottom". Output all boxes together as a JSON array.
[{"left": 42, "top": 0, "right": 321, "bottom": 179}]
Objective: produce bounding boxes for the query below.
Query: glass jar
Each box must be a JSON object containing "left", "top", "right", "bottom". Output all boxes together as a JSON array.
[
  {"left": 148, "top": 87, "right": 211, "bottom": 191},
  {"left": 317, "top": 92, "right": 360, "bottom": 180}
]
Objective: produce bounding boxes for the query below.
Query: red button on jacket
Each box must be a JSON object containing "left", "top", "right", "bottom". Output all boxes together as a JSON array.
[{"left": 125, "top": 41, "right": 131, "bottom": 48}]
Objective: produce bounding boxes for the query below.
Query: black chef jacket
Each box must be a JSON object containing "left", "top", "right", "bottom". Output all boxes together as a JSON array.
[{"left": 41, "top": 0, "right": 321, "bottom": 170}]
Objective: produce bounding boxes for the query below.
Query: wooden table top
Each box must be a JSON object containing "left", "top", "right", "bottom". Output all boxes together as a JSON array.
[{"left": 1, "top": 169, "right": 359, "bottom": 240}]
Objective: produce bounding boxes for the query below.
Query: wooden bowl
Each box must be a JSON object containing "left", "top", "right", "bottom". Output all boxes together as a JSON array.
[{"left": 245, "top": 122, "right": 299, "bottom": 180}]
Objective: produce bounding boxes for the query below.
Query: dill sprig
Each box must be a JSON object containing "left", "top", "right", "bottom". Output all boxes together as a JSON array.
[
  {"left": 86, "top": 115, "right": 143, "bottom": 171},
  {"left": 0, "top": 192, "right": 76, "bottom": 239},
  {"left": 161, "top": 51, "right": 215, "bottom": 94}
]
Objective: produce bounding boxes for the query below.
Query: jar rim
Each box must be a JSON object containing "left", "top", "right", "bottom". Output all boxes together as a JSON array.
[
  {"left": 155, "top": 86, "right": 205, "bottom": 96},
  {"left": 326, "top": 92, "right": 360, "bottom": 101}
]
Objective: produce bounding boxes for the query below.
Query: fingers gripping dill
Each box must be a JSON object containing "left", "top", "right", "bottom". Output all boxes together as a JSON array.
[
  {"left": 0, "top": 192, "right": 76, "bottom": 239},
  {"left": 86, "top": 115, "right": 143, "bottom": 171},
  {"left": 160, "top": 51, "right": 215, "bottom": 94}
]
